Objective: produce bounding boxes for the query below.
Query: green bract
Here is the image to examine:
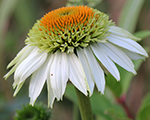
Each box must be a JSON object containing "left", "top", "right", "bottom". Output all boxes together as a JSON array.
[{"left": 14, "top": 103, "right": 51, "bottom": 120}]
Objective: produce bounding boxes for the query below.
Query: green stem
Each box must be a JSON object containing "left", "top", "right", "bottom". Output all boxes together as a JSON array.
[{"left": 75, "top": 88, "right": 94, "bottom": 120}]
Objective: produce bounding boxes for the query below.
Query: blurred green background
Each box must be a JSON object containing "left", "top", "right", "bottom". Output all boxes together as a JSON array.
[{"left": 0, "top": 0, "right": 150, "bottom": 120}]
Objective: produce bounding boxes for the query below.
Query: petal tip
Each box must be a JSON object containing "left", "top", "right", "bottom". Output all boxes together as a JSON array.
[
  {"left": 133, "top": 70, "right": 137, "bottom": 75},
  {"left": 13, "top": 93, "right": 17, "bottom": 97},
  {"left": 116, "top": 77, "right": 120, "bottom": 81},
  {"left": 3, "top": 74, "right": 7, "bottom": 80},
  {"left": 48, "top": 101, "right": 54, "bottom": 109}
]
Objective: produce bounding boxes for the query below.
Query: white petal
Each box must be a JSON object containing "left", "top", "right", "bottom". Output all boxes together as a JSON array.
[
  {"left": 50, "top": 51, "right": 68, "bottom": 100},
  {"left": 14, "top": 48, "right": 47, "bottom": 87},
  {"left": 98, "top": 42, "right": 136, "bottom": 74},
  {"left": 47, "top": 77, "right": 55, "bottom": 108},
  {"left": 46, "top": 54, "right": 55, "bottom": 108},
  {"left": 107, "top": 35, "right": 148, "bottom": 57},
  {"left": 77, "top": 47, "right": 94, "bottom": 95},
  {"left": 4, "top": 46, "right": 35, "bottom": 80},
  {"left": 13, "top": 81, "right": 25, "bottom": 96},
  {"left": 109, "top": 26, "right": 141, "bottom": 41},
  {"left": 84, "top": 47, "right": 105, "bottom": 94},
  {"left": 29, "top": 54, "right": 53, "bottom": 105},
  {"left": 121, "top": 48, "right": 146, "bottom": 60},
  {"left": 68, "top": 53, "right": 88, "bottom": 96},
  {"left": 7, "top": 45, "right": 34, "bottom": 69},
  {"left": 91, "top": 43, "right": 120, "bottom": 81}
]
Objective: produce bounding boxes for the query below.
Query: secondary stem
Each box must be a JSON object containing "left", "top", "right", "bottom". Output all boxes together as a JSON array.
[{"left": 75, "top": 88, "right": 94, "bottom": 120}]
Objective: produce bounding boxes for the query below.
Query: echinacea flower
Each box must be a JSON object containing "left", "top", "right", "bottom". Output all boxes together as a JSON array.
[{"left": 4, "top": 6, "right": 148, "bottom": 108}]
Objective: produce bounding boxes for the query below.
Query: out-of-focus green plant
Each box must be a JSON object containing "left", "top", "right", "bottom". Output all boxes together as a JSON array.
[
  {"left": 65, "top": 84, "right": 131, "bottom": 120},
  {"left": 134, "top": 31, "right": 150, "bottom": 39},
  {"left": 14, "top": 103, "right": 52, "bottom": 120},
  {"left": 118, "top": 0, "right": 145, "bottom": 33},
  {"left": 0, "top": 0, "right": 18, "bottom": 38},
  {"left": 136, "top": 92, "right": 150, "bottom": 120},
  {"left": 66, "top": 0, "right": 102, "bottom": 7}
]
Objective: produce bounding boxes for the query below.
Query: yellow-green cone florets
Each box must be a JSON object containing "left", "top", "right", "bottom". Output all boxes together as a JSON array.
[{"left": 26, "top": 6, "right": 114, "bottom": 53}]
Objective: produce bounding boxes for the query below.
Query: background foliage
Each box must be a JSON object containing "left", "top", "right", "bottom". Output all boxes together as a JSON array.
[{"left": 0, "top": 0, "right": 150, "bottom": 120}]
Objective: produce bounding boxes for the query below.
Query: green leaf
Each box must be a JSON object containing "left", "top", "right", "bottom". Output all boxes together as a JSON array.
[
  {"left": 65, "top": 84, "right": 129, "bottom": 120},
  {"left": 136, "top": 106, "right": 150, "bottom": 120},
  {"left": 118, "top": 0, "right": 145, "bottom": 33},
  {"left": 104, "top": 108, "right": 132, "bottom": 120},
  {"left": 119, "top": 59, "right": 143, "bottom": 94},
  {"left": 134, "top": 31, "right": 150, "bottom": 39},
  {"left": 106, "top": 74, "right": 122, "bottom": 97},
  {"left": 136, "top": 92, "right": 150, "bottom": 120},
  {"left": 111, "top": 60, "right": 143, "bottom": 94},
  {"left": 106, "top": 59, "right": 143, "bottom": 95}
]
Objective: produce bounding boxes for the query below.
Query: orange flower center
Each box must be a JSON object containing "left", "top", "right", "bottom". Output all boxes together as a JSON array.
[{"left": 39, "top": 6, "right": 94, "bottom": 32}]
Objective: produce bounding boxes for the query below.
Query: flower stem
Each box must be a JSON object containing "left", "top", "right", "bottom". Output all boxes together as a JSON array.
[
  {"left": 116, "top": 95, "right": 133, "bottom": 119},
  {"left": 75, "top": 88, "right": 94, "bottom": 120}
]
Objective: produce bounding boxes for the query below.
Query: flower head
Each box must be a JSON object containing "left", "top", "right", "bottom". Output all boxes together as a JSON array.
[
  {"left": 26, "top": 6, "right": 112, "bottom": 53},
  {"left": 4, "top": 6, "right": 148, "bottom": 108}
]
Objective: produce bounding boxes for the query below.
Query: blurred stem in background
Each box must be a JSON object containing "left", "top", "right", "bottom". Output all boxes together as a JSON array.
[
  {"left": 118, "top": 0, "right": 145, "bottom": 33},
  {"left": 0, "top": 0, "right": 19, "bottom": 101}
]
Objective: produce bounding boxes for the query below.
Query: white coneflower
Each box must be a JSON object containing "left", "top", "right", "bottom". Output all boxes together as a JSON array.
[{"left": 4, "top": 6, "right": 148, "bottom": 108}]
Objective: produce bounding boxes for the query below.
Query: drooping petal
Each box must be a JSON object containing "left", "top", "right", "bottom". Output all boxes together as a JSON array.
[
  {"left": 7, "top": 45, "right": 34, "bottom": 69},
  {"left": 50, "top": 51, "right": 69, "bottom": 100},
  {"left": 13, "top": 48, "right": 47, "bottom": 87},
  {"left": 29, "top": 54, "right": 54, "bottom": 105},
  {"left": 109, "top": 26, "right": 141, "bottom": 41},
  {"left": 98, "top": 42, "right": 136, "bottom": 74},
  {"left": 4, "top": 46, "right": 35, "bottom": 80},
  {"left": 13, "top": 81, "right": 25, "bottom": 96},
  {"left": 107, "top": 35, "right": 148, "bottom": 57},
  {"left": 84, "top": 47, "right": 105, "bottom": 94},
  {"left": 4, "top": 65, "right": 18, "bottom": 80},
  {"left": 91, "top": 43, "right": 120, "bottom": 81},
  {"left": 77, "top": 47, "right": 94, "bottom": 95},
  {"left": 68, "top": 53, "right": 88, "bottom": 96}
]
